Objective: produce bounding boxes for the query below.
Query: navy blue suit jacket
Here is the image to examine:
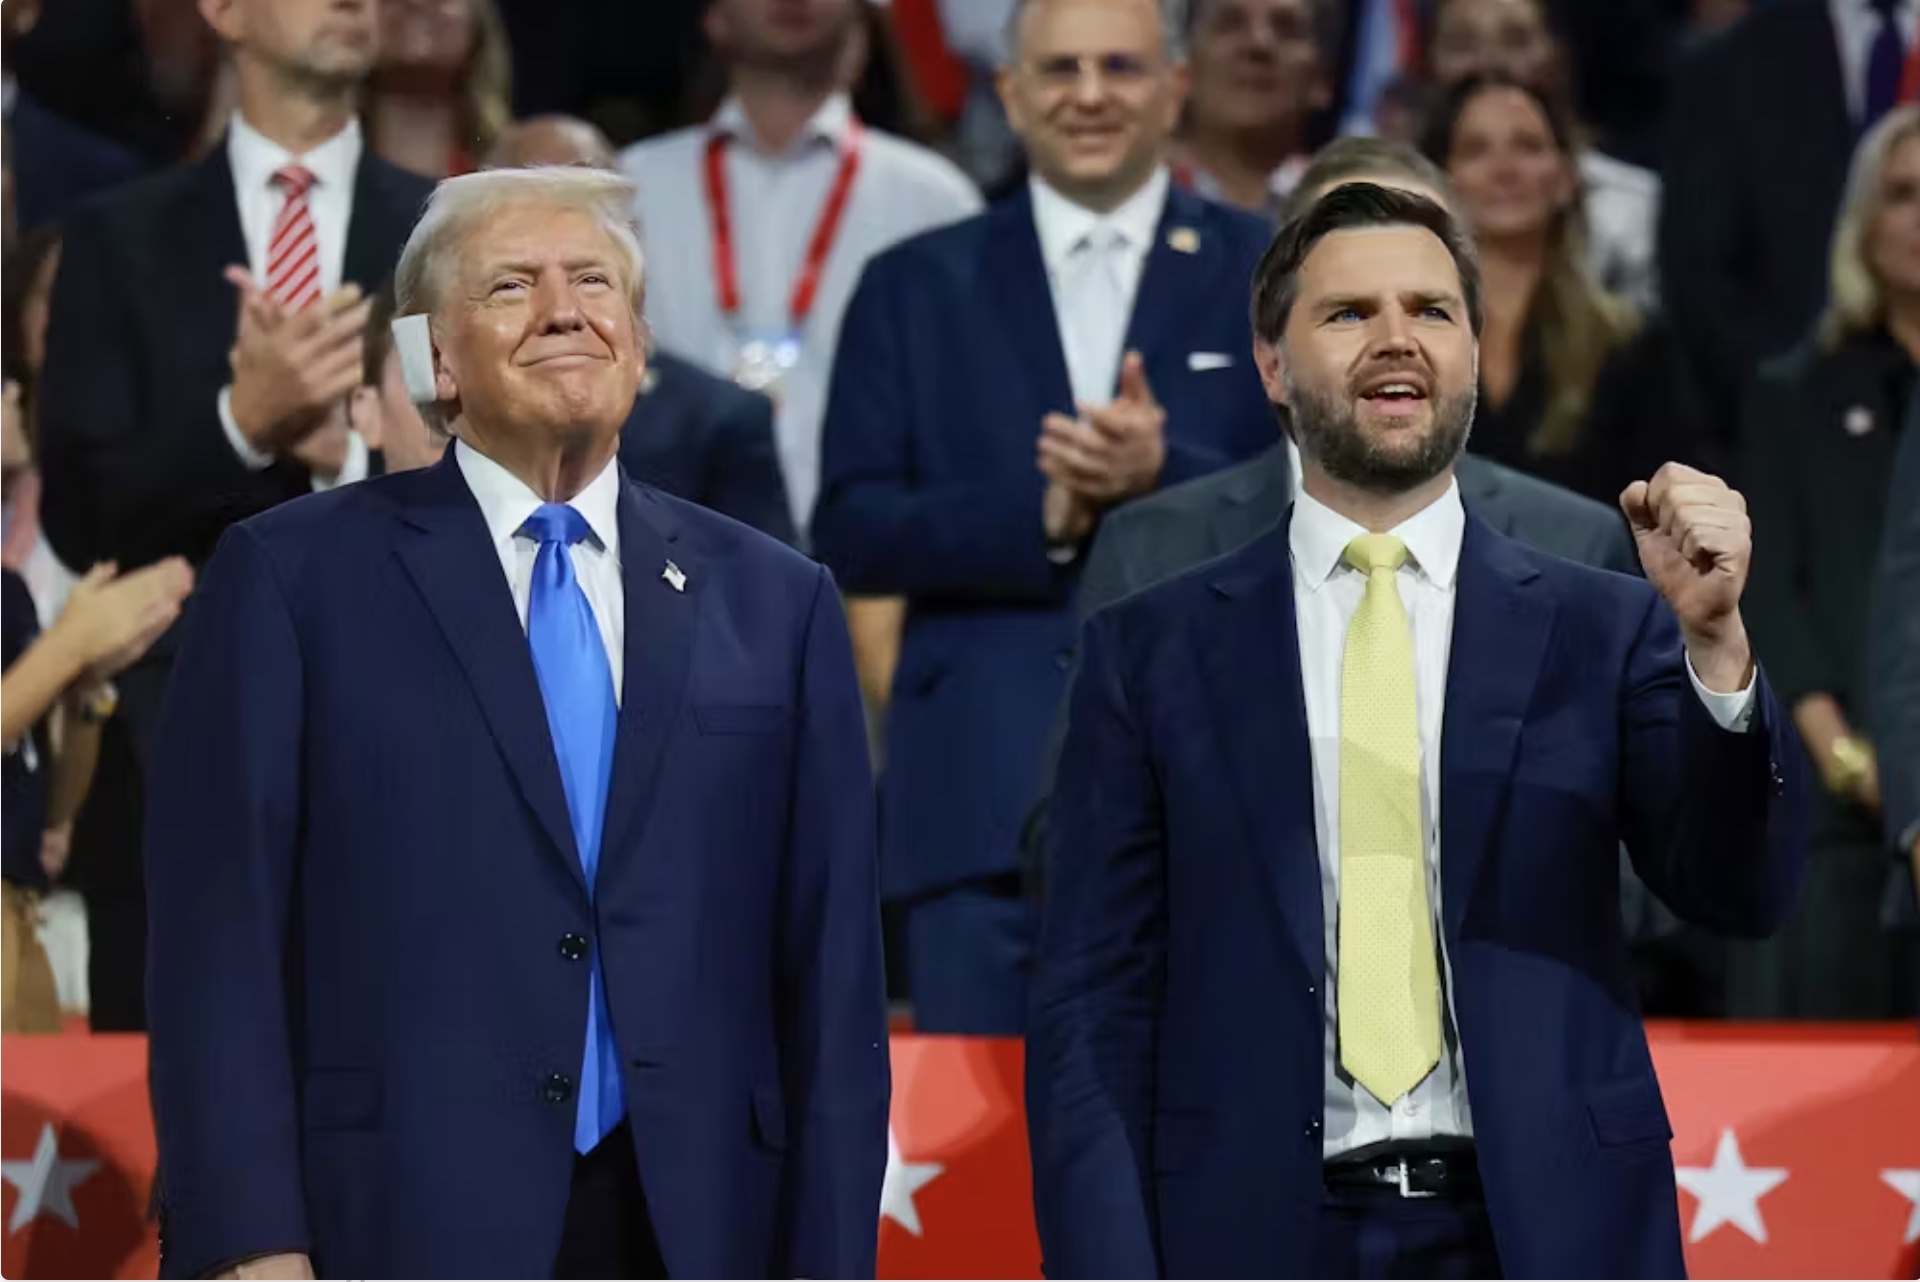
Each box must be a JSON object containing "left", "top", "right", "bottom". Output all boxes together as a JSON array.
[
  {"left": 621, "top": 350, "right": 797, "bottom": 546},
  {"left": 1028, "top": 513, "right": 1809, "bottom": 1279},
  {"left": 145, "top": 457, "right": 888, "bottom": 1280},
  {"left": 6, "top": 92, "right": 144, "bottom": 235},
  {"left": 814, "top": 183, "right": 1276, "bottom": 900}
]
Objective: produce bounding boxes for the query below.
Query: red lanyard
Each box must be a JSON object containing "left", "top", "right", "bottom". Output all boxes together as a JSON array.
[{"left": 704, "top": 121, "right": 864, "bottom": 331}]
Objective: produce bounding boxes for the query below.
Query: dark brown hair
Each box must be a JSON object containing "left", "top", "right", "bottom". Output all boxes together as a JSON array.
[
  {"left": 1421, "top": 72, "right": 1638, "bottom": 457},
  {"left": 1250, "top": 181, "right": 1483, "bottom": 344}
]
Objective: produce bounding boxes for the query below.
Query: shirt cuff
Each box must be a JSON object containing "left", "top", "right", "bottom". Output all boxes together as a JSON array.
[
  {"left": 1685, "top": 652, "right": 1758, "bottom": 733},
  {"left": 311, "top": 429, "right": 370, "bottom": 493},
  {"left": 218, "top": 385, "right": 275, "bottom": 471}
]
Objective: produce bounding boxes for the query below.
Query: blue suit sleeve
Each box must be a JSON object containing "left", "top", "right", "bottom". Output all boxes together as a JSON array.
[
  {"left": 1026, "top": 611, "right": 1163, "bottom": 1280},
  {"left": 812, "top": 260, "right": 1071, "bottom": 603},
  {"left": 776, "top": 565, "right": 891, "bottom": 1279},
  {"left": 707, "top": 387, "right": 798, "bottom": 546},
  {"left": 144, "top": 524, "right": 310, "bottom": 1279},
  {"left": 1617, "top": 592, "right": 1809, "bottom": 938}
]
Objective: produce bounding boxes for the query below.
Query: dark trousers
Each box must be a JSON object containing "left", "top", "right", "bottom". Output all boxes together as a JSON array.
[
  {"left": 1312, "top": 1184, "right": 1503, "bottom": 1280},
  {"left": 553, "top": 1122, "right": 666, "bottom": 1280},
  {"left": 898, "top": 874, "right": 1031, "bottom": 1035}
]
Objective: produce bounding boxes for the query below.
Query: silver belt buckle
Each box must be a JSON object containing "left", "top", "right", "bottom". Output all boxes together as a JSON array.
[{"left": 1395, "top": 1156, "right": 1438, "bottom": 1199}]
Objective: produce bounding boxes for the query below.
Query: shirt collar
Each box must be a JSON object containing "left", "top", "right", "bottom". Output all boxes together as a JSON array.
[
  {"left": 227, "top": 111, "right": 363, "bottom": 202},
  {"left": 1028, "top": 165, "right": 1171, "bottom": 277},
  {"left": 1289, "top": 476, "right": 1465, "bottom": 595},
  {"left": 710, "top": 91, "right": 855, "bottom": 156},
  {"left": 453, "top": 439, "right": 623, "bottom": 566}
]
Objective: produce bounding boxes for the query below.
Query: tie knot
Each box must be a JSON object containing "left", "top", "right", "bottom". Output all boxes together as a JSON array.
[
  {"left": 1343, "top": 532, "right": 1408, "bottom": 576},
  {"left": 520, "top": 503, "right": 593, "bottom": 548},
  {"left": 272, "top": 165, "right": 316, "bottom": 197},
  {"left": 1873, "top": 0, "right": 1901, "bottom": 20}
]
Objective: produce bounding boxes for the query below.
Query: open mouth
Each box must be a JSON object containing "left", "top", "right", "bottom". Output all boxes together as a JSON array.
[{"left": 1358, "top": 376, "right": 1431, "bottom": 417}]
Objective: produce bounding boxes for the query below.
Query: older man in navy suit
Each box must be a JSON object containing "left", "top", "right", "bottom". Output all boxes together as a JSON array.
[
  {"left": 814, "top": 0, "right": 1276, "bottom": 1034},
  {"left": 146, "top": 167, "right": 887, "bottom": 1280}
]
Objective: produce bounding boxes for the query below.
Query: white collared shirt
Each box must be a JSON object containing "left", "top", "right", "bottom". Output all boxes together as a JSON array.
[
  {"left": 1288, "top": 482, "right": 1756, "bottom": 1157},
  {"left": 453, "top": 440, "right": 626, "bottom": 703},
  {"left": 619, "top": 92, "right": 982, "bottom": 534},
  {"left": 1029, "top": 166, "right": 1169, "bottom": 407},
  {"left": 1831, "top": 0, "right": 1920, "bottom": 122},
  {"left": 216, "top": 112, "right": 370, "bottom": 488}
]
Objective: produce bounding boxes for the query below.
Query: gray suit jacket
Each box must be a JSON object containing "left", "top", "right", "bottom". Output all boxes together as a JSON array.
[
  {"left": 1868, "top": 411, "right": 1920, "bottom": 923},
  {"left": 1072, "top": 446, "right": 1638, "bottom": 621},
  {"left": 1023, "top": 446, "right": 1653, "bottom": 922}
]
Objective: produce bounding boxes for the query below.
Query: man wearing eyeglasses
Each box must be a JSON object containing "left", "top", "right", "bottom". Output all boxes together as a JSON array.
[{"left": 815, "top": 0, "right": 1278, "bottom": 1035}]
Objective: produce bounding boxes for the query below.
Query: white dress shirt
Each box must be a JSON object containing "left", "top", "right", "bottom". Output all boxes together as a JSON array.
[
  {"left": 620, "top": 93, "right": 983, "bottom": 533},
  {"left": 216, "top": 112, "right": 370, "bottom": 489},
  {"left": 454, "top": 440, "right": 625, "bottom": 704},
  {"left": 1831, "top": 0, "right": 1920, "bottom": 122},
  {"left": 1030, "top": 167, "right": 1169, "bottom": 409},
  {"left": 1288, "top": 483, "right": 1756, "bottom": 1157}
]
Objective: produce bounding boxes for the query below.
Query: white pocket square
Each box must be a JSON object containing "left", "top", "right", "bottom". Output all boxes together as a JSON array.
[{"left": 1187, "top": 351, "right": 1233, "bottom": 371}]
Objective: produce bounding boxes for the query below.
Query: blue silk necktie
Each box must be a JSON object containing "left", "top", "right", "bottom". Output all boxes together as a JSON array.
[{"left": 520, "top": 502, "right": 625, "bottom": 1153}]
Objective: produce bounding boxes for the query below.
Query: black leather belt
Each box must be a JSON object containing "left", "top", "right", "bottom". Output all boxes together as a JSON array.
[{"left": 1323, "top": 1149, "right": 1481, "bottom": 1199}]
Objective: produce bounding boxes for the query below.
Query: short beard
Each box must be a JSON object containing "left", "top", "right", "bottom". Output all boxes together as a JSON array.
[{"left": 1283, "top": 378, "right": 1476, "bottom": 497}]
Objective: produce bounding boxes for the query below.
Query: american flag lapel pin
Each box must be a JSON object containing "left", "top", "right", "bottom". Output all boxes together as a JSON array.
[{"left": 662, "top": 560, "right": 687, "bottom": 592}]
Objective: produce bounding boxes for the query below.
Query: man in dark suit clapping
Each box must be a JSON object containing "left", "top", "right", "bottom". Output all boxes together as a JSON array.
[
  {"left": 814, "top": 0, "right": 1278, "bottom": 1035},
  {"left": 36, "top": 0, "right": 432, "bottom": 1032}
]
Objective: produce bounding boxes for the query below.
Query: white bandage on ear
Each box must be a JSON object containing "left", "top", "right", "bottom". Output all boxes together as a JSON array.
[{"left": 391, "top": 313, "right": 438, "bottom": 406}]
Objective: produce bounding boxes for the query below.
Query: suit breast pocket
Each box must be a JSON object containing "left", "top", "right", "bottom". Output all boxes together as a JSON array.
[{"left": 693, "top": 704, "right": 791, "bottom": 736}]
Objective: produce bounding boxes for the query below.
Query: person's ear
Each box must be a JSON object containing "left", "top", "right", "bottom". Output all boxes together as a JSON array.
[
  {"left": 1255, "top": 337, "right": 1290, "bottom": 406},
  {"left": 346, "top": 385, "right": 383, "bottom": 451}
]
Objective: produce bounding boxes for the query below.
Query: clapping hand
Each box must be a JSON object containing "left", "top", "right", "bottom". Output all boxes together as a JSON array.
[{"left": 1036, "top": 351, "right": 1169, "bottom": 507}]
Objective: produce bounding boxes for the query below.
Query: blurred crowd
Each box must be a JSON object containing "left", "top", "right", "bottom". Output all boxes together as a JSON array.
[{"left": 2, "top": 0, "right": 1918, "bottom": 1036}]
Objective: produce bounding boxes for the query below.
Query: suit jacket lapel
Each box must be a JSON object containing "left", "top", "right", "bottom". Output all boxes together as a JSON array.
[
  {"left": 1438, "top": 515, "right": 1553, "bottom": 943},
  {"left": 344, "top": 153, "right": 424, "bottom": 290},
  {"left": 1197, "top": 524, "right": 1324, "bottom": 977},
  {"left": 167, "top": 148, "right": 249, "bottom": 367},
  {"left": 599, "top": 477, "right": 700, "bottom": 864},
  {"left": 394, "top": 455, "right": 587, "bottom": 889},
  {"left": 1119, "top": 187, "right": 1229, "bottom": 374},
  {"left": 984, "top": 189, "right": 1075, "bottom": 413}
]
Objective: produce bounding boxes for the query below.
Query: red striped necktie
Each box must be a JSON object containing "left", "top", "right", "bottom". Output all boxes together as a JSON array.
[{"left": 266, "top": 165, "right": 321, "bottom": 310}]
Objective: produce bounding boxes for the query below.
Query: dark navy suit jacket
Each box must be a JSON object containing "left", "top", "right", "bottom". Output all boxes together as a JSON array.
[
  {"left": 5, "top": 92, "right": 144, "bottom": 235},
  {"left": 1028, "top": 512, "right": 1808, "bottom": 1279},
  {"left": 813, "top": 183, "right": 1277, "bottom": 902},
  {"left": 145, "top": 457, "right": 888, "bottom": 1280},
  {"left": 620, "top": 350, "right": 796, "bottom": 546}
]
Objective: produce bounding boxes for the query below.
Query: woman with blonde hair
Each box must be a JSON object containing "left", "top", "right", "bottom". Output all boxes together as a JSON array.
[
  {"left": 365, "top": 0, "right": 514, "bottom": 179},
  {"left": 1738, "top": 103, "right": 1920, "bottom": 1019},
  {"left": 1421, "top": 72, "right": 1699, "bottom": 505}
]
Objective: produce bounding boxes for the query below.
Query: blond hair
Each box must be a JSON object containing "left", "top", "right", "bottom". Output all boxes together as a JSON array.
[{"left": 1819, "top": 104, "right": 1920, "bottom": 349}]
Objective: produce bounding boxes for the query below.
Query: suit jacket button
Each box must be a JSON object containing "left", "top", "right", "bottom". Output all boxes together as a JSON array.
[
  {"left": 558, "top": 933, "right": 589, "bottom": 961},
  {"left": 543, "top": 1073, "right": 574, "bottom": 1104},
  {"left": 1054, "top": 648, "right": 1074, "bottom": 671}
]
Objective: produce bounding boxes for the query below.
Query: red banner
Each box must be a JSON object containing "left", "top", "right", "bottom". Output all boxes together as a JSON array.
[{"left": 5, "top": 1026, "right": 1917, "bottom": 1279}]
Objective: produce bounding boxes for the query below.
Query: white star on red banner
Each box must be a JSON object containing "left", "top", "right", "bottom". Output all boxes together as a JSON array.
[{"left": 1675, "top": 1129, "right": 1789, "bottom": 1245}]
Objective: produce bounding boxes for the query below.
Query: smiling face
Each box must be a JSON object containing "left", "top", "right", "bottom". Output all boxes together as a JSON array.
[
  {"left": 1265, "top": 224, "right": 1478, "bottom": 493},
  {"left": 1443, "top": 82, "right": 1575, "bottom": 245},
  {"left": 1184, "top": 0, "right": 1327, "bottom": 142},
  {"left": 432, "top": 202, "right": 644, "bottom": 453},
  {"left": 998, "top": 0, "right": 1186, "bottom": 210}
]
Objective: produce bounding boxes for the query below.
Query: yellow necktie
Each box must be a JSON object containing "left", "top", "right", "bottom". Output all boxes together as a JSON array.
[{"left": 1337, "top": 533, "right": 1442, "bottom": 1105}]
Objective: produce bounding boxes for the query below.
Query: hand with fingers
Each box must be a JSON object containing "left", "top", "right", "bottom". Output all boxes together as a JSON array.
[
  {"left": 1620, "top": 462, "right": 1755, "bottom": 692},
  {"left": 1036, "top": 350, "right": 1168, "bottom": 543},
  {"left": 225, "top": 267, "right": 372, "bottom": 456}
]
